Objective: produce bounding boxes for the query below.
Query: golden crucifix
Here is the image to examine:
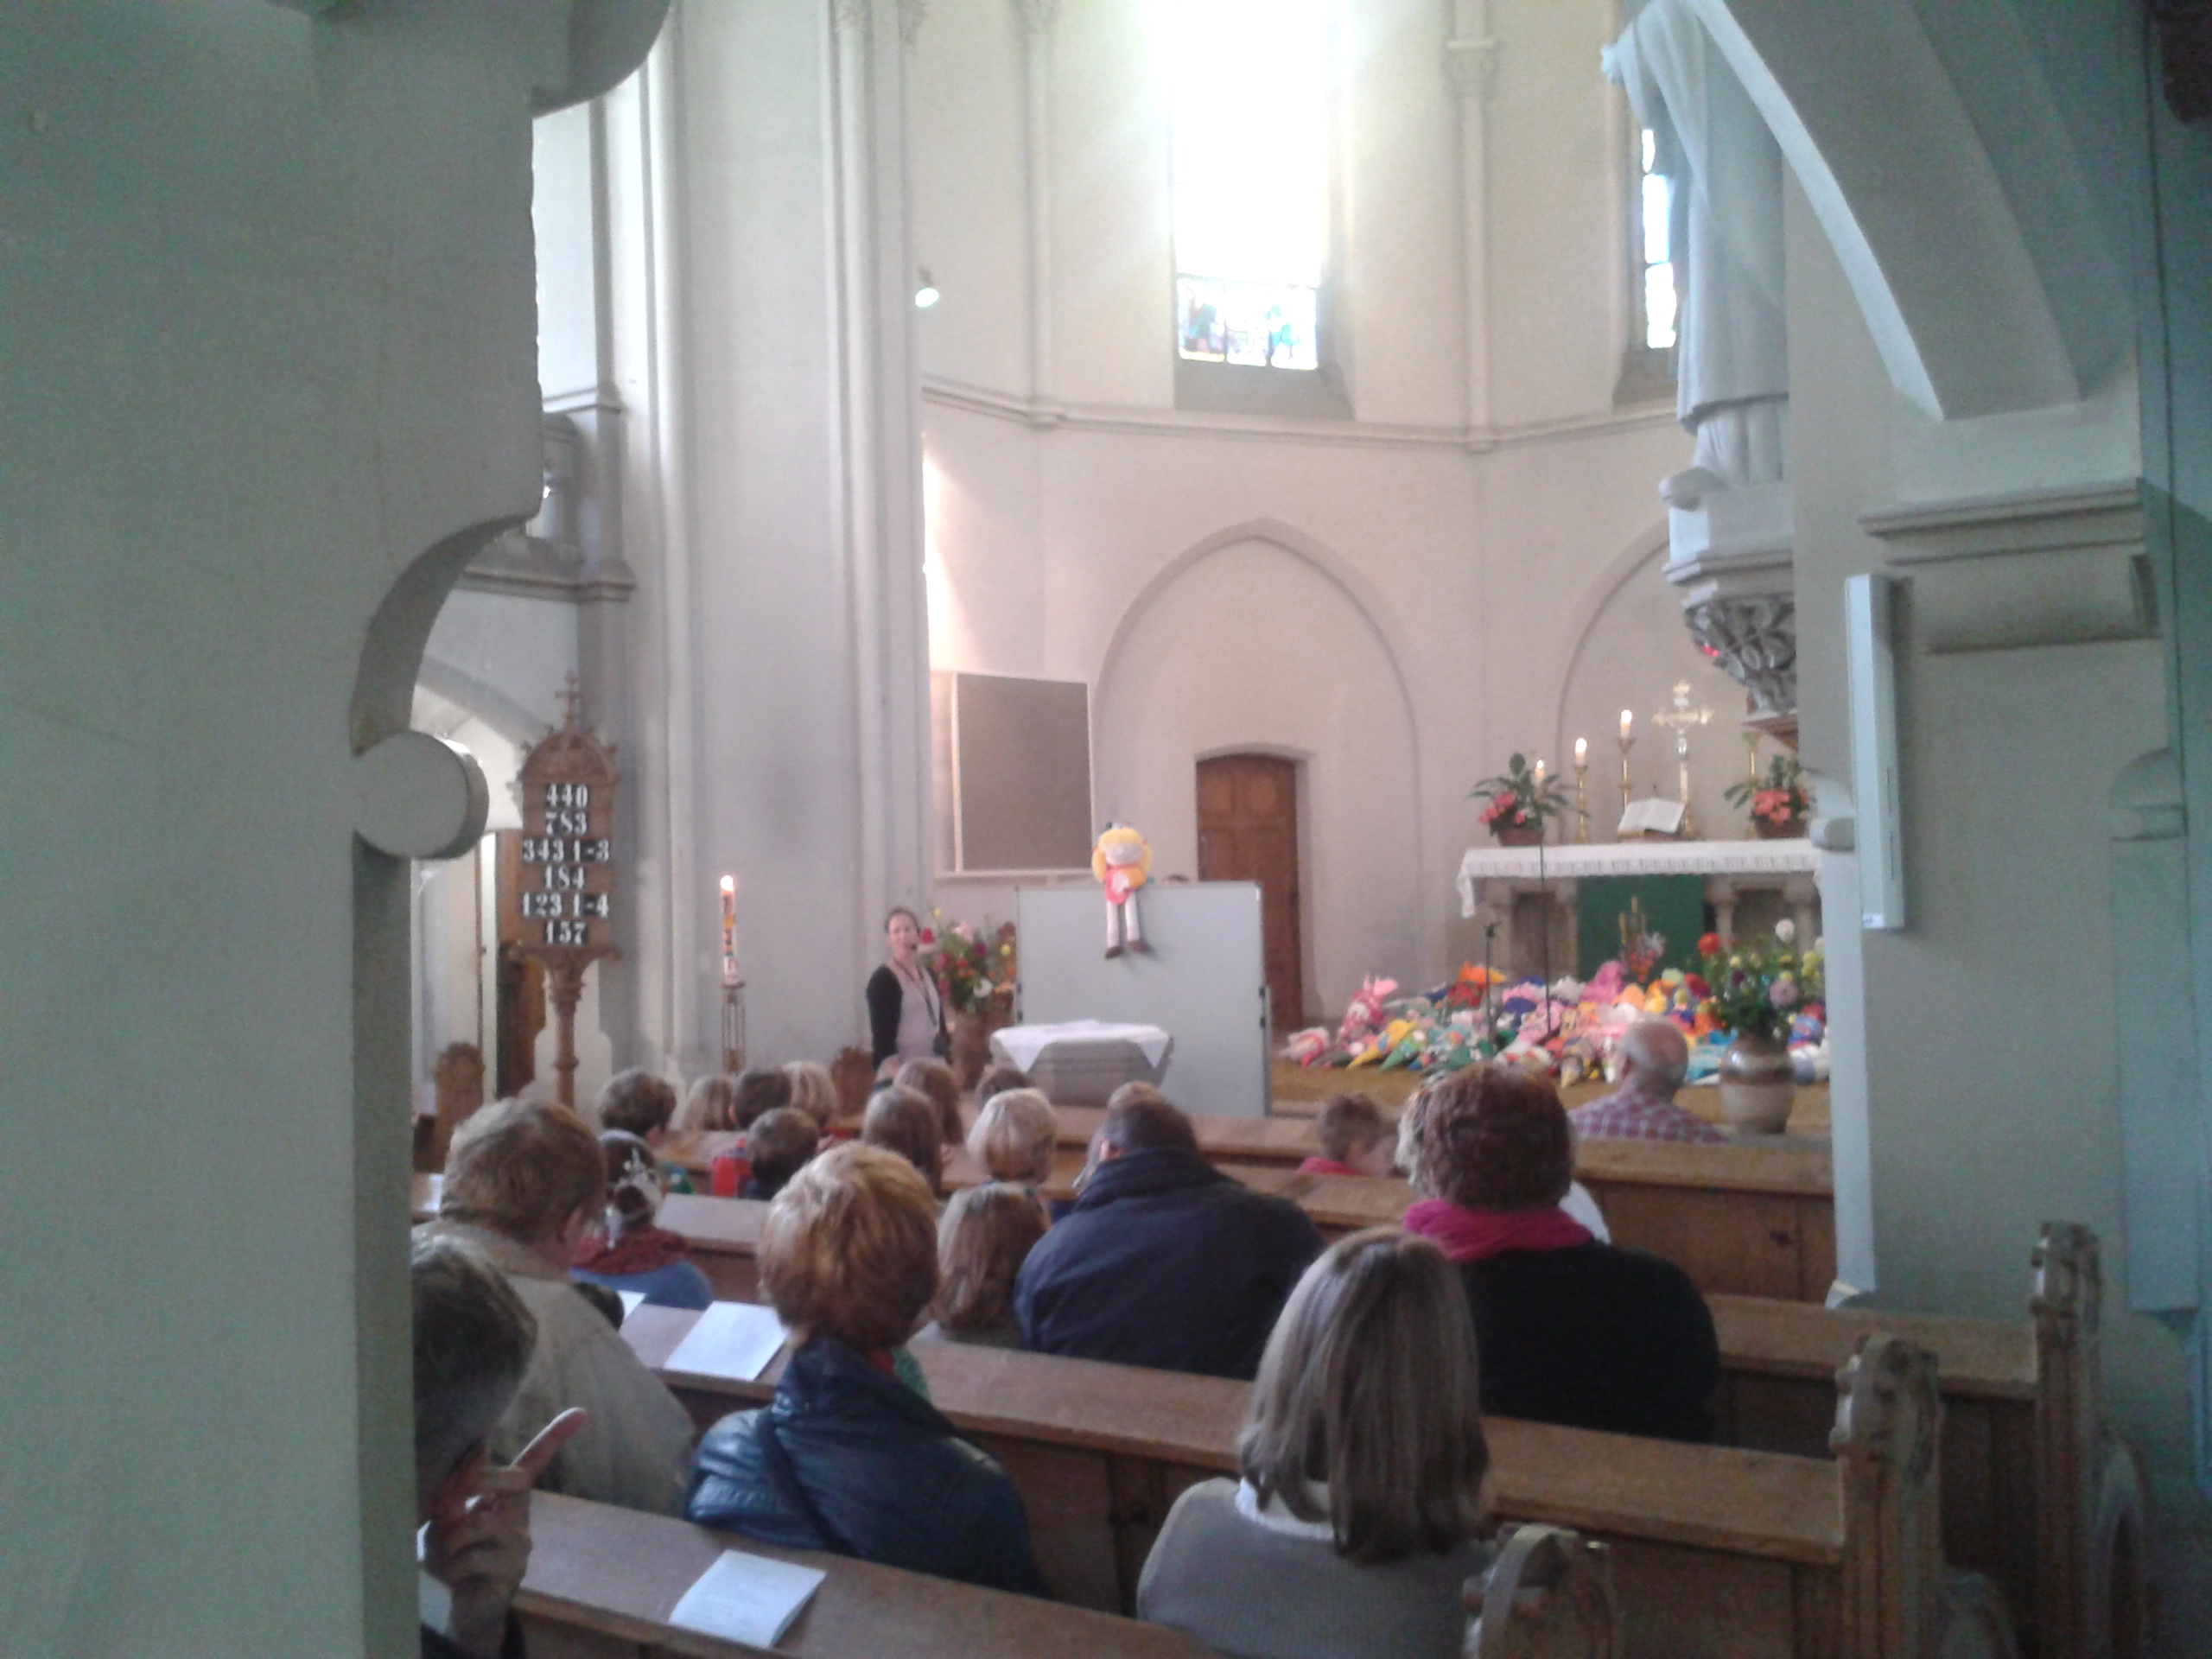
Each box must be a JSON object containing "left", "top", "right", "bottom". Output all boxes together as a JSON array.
[{"left": 1652, "top": 679, "right": 1713, "bottom": 837}]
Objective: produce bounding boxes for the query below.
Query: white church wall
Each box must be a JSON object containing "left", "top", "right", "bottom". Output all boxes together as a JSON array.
[{"left": 920, "top": 397, "right": 1694, "bottom": 1011}]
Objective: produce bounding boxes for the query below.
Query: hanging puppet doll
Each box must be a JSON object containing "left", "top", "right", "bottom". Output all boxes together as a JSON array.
[{"left": 1092, "top": 823, "right": 1152, "bottom": 957}]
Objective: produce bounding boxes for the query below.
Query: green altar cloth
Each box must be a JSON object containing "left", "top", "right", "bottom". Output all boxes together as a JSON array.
[{"left": 1574, "top": 874, "right": 1707, "bottom": 979}]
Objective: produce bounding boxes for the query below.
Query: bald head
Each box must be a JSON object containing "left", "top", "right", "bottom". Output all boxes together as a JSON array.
[{"left": 1618, "top": 1020, "right": 1689, "bottom": 1096}]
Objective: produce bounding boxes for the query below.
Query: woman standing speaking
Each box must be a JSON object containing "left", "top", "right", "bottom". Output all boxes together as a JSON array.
[{"left": 867, "top": 906, "right": 947, "bottom": 1072}]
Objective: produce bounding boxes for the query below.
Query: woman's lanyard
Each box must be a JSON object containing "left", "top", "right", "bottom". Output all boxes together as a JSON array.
[{"left": 897, "top": 958, "right": 940, "bottom": 1027}]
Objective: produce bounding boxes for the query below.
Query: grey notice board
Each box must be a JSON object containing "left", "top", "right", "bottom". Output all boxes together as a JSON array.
[{"left": 1015, "top": 882, "right": 1272, "bottom": 1117}]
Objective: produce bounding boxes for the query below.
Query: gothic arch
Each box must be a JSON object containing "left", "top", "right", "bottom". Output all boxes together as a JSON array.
[{"left": 1096, "top": 517, "right": 1425, "bottom": 780}]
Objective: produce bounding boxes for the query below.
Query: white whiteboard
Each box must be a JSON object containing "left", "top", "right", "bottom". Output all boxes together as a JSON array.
[{"left": 1015, "top": 883, "right": 1271, "bottom": 1117}]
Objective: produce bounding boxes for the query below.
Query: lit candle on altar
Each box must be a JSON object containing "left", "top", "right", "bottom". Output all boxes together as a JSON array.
[
  {"left": 1534, "top": 759, "right": 1546, "bottom": 784},
  {"left": 1574, "top": 737, "right": 1587, "bottom": 766},
  {"left": 1620, "top": 708, "right": 1633, "bottom": 742}
]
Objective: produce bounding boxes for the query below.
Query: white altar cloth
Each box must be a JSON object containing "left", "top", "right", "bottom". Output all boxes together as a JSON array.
[
  {"left": 1458, "top": 838, "right": 1818, "bottom": 918},
  {"left": 990, "top": 1019, "right": 1174, "bottom": 1071}
]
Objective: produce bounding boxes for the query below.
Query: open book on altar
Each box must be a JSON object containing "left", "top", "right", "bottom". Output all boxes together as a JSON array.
[{"left": 1618, "top": 798, "right": 1688, "bottom": 839}]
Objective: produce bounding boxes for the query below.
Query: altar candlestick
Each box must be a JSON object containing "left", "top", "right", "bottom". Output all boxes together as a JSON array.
[
  {"left": 1573, "top": 740, "right": 1592, "bottom": 843},
  {"left": 1616, "top": 713, "right": 1637, "bottom": 840}
]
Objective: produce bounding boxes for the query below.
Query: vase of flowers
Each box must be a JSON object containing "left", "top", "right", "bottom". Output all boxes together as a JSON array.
[
  {"left": 925, "top": 915, "right": 1018, "bottom": 1089},
  {"left": 1697, "top": 919, "right": 1822, "bottom": 1134},
  {"left": 1471, "top": 753, "right": 1569, "bottom": 846},
  {"left": 1726, "top": 753, "right": 1810, "bottom": 840}
]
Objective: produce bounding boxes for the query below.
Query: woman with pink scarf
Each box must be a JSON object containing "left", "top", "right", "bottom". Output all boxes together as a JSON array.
[{"left": 1400, "top": 1065, "right": 1717, "bottom": 1442}]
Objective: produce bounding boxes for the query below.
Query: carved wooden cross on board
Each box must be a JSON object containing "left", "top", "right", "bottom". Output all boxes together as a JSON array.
[
  {"left": 556, "top": 671, "right": 586, "bottom": 731},
  {"left": 1653, "top": 679, "right": 1713, "bottom": 837}
]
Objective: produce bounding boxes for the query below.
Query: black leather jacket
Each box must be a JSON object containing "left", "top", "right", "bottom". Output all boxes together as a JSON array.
[{"left": 685, "top": 1336, "right": 1048, "bottom": 1597}]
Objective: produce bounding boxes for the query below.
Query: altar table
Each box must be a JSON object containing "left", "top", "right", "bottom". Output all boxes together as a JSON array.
[{"left": 1457, "top": 837, "right": 1821, "bottom": 976}]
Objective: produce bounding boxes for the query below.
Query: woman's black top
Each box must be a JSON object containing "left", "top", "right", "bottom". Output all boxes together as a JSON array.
[
  {"left": 866, "top": 962, "right": 944, "bottom": 1068},
  {"left": 1457, "top": 1243, "right": 1719, "bottom": 1441}
]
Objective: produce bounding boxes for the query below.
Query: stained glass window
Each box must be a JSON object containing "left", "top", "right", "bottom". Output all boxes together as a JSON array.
[
  {"left": 1638, "top": 128, "right": 1677, "bottom": 352},
  {"left": 1162, "top": 0, "right": 1328, "bottom": 372}
]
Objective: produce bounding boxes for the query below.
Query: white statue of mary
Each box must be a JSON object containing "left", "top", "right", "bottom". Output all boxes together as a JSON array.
[{"left": 1605, "top": 0, "right": 1789, "bottom": 507}]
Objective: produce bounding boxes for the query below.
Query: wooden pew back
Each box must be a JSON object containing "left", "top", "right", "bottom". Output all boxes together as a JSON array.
[{"left": 625, "top": 1309, "right": 2020, "bottom": 1658}]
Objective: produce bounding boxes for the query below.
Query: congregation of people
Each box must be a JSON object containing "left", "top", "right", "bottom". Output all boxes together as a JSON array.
[{"left": 409, "top": 916, "right": 1725, "bottom": 1659}]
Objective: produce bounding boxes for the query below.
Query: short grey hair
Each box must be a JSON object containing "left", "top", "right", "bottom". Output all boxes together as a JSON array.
[
  {"left": 412, "top": 1235, "right": 537, "bottom": 1497},
  {"left": 1618, "top": 1019, "right": 1690, "bottom": 1090}
]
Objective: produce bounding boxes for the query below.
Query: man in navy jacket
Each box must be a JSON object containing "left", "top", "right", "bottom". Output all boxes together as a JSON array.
[{"left": 1014, "top": 1090, "right": 1325, "bottom": 1379}]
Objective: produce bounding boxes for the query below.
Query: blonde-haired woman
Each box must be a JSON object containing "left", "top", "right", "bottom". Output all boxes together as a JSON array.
[
  {"left": 783, "top": 1059, "right": 837, "bottom": 1130},
  {"left": 674, "top": 1072, "right": 741, "bottom": 1135},
  {"left": 966, "top": 1088, "right": 1058, "bottom": 1190},
  {"left": 921, "top": 1183, "right": 1049, "bottom": 1348},
  {"left": 1137, "top": 1229, "right": 1492, "bottom": 1658},
  {"left": 685, "top": 1145, "right": 1048, "bottom": 1594}
]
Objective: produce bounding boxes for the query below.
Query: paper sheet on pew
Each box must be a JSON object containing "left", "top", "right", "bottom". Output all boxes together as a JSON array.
[
  {"left": 618, "top": 1290, "right": 645, "bottom": 1319},
  {"left": 664, "top": 1300, "right": 789, "bottom": 1382},
  {"left": 669, "top": 1548, "right": 825, "bottom": 1649}
]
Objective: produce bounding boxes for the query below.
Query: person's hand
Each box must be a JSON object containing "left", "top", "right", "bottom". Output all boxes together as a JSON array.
[{"left": 426, "top": 1408, "right": 588, "bottom": 1658}]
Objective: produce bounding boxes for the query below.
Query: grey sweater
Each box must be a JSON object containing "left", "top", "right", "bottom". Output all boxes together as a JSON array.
[{"left": 1136, "top": 1479, "right": 1492, "bottom": 1659}]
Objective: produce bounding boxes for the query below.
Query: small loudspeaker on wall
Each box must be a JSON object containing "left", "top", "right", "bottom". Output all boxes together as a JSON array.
[{"left": 1844, "top": 574, "right": 1904, "bottom": 931}]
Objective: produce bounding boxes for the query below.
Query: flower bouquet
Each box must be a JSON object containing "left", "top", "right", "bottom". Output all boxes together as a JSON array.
[
  {"left": 924, "top": 912, "right": 1017, "bottom": 1017},
  {"left": 1726, "top": 753, "right": 1809, "bottom": 840},
  {"left": 1471, "top": 753, "right": 1569, "bottom": 846},
  {"left": 1697, "top": 919, "right": 1825, "bottom": 1133}
]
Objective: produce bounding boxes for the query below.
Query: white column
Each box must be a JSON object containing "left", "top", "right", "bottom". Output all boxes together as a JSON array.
[
  {"left": 1445, "top": 2, "right": 1497, "bottom": 441},
  {"left": 1014, "top": 0, "right": 1060, "bottom": 423}
]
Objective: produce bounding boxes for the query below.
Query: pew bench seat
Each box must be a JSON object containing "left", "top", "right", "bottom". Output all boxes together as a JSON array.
[{"left": 518, "top": 1491, "right": 1213, "bottom": 1659}]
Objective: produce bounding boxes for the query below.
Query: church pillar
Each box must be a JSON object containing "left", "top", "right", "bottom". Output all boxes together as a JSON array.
[
  {"left": 1445, "top": 2, "right": 1497, "bottom": 440},
  {"left": 1014, "top": 0, "right": 1058, "bottom": 423},
  {"left": 607, "top": 0, "right": 931, "bottom": 1077}
]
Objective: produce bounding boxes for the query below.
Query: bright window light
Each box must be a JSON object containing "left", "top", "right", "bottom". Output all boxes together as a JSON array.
[
  {"left": 1637, "top": 128, "right": 1676, "bottom": 352},
  {"left": 1158, "top": 0, "right": 1328, "bottom": 371}
]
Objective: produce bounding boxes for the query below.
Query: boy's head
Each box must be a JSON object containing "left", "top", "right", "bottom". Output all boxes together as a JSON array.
[
  {"left": 746, "top": 1107, "right": 822, "bottom": 1198},
  {"left": 733, "top": 1067, "right": 794, "bottom": 1130},
  {"left": 1316, "top": 1092, "right": 1395, "bottom": 1177},
  {"left": 597, "top": 1068, "right": 677, "bottom": 1143}
]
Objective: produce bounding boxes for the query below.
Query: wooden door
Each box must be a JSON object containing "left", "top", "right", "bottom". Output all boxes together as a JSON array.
[{"left": 1196, "top": 755, "right": 1305, "bottom": 1030}]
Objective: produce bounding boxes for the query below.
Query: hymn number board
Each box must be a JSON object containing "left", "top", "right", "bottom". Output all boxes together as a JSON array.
[
  {"left": 510, "top": 708, "right": 620, "bottom": 965},
  {"left": 520, "top": 781, "right": 613, "bottom": 947}
]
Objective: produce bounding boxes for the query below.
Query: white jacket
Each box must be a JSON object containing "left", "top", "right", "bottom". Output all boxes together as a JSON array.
[{"left": 416, "top": 1220, "right": 696, "bottom": 1516}]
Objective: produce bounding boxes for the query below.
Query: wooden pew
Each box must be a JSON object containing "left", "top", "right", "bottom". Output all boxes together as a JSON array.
[
  {"left": 921, "top": 1104, "right": 1842, "bottom": 1304},
  {"left": 1221, "top": 1145, "right": 1838, "bottom": 1305},
  {"left": 519, "top": 1491, "right": 1620, "bottom": 1659},
  {"left": 515, "top": 1490, "right": 1212, "bottom": 1659},
  {"left": 1710, "top": 1227, "right": 2146, "bottom": 1659},
  {"left": 420, "top": 1170, "right": 2124, "bottom": 1659},
  {"left": 623, "top": 1310, "right": 2012, "bottom": 1658}
]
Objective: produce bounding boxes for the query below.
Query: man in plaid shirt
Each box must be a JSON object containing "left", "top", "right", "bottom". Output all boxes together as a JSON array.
[{"left": 1570, "top": 1020, "right": 1726, "bottom": 1144}]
